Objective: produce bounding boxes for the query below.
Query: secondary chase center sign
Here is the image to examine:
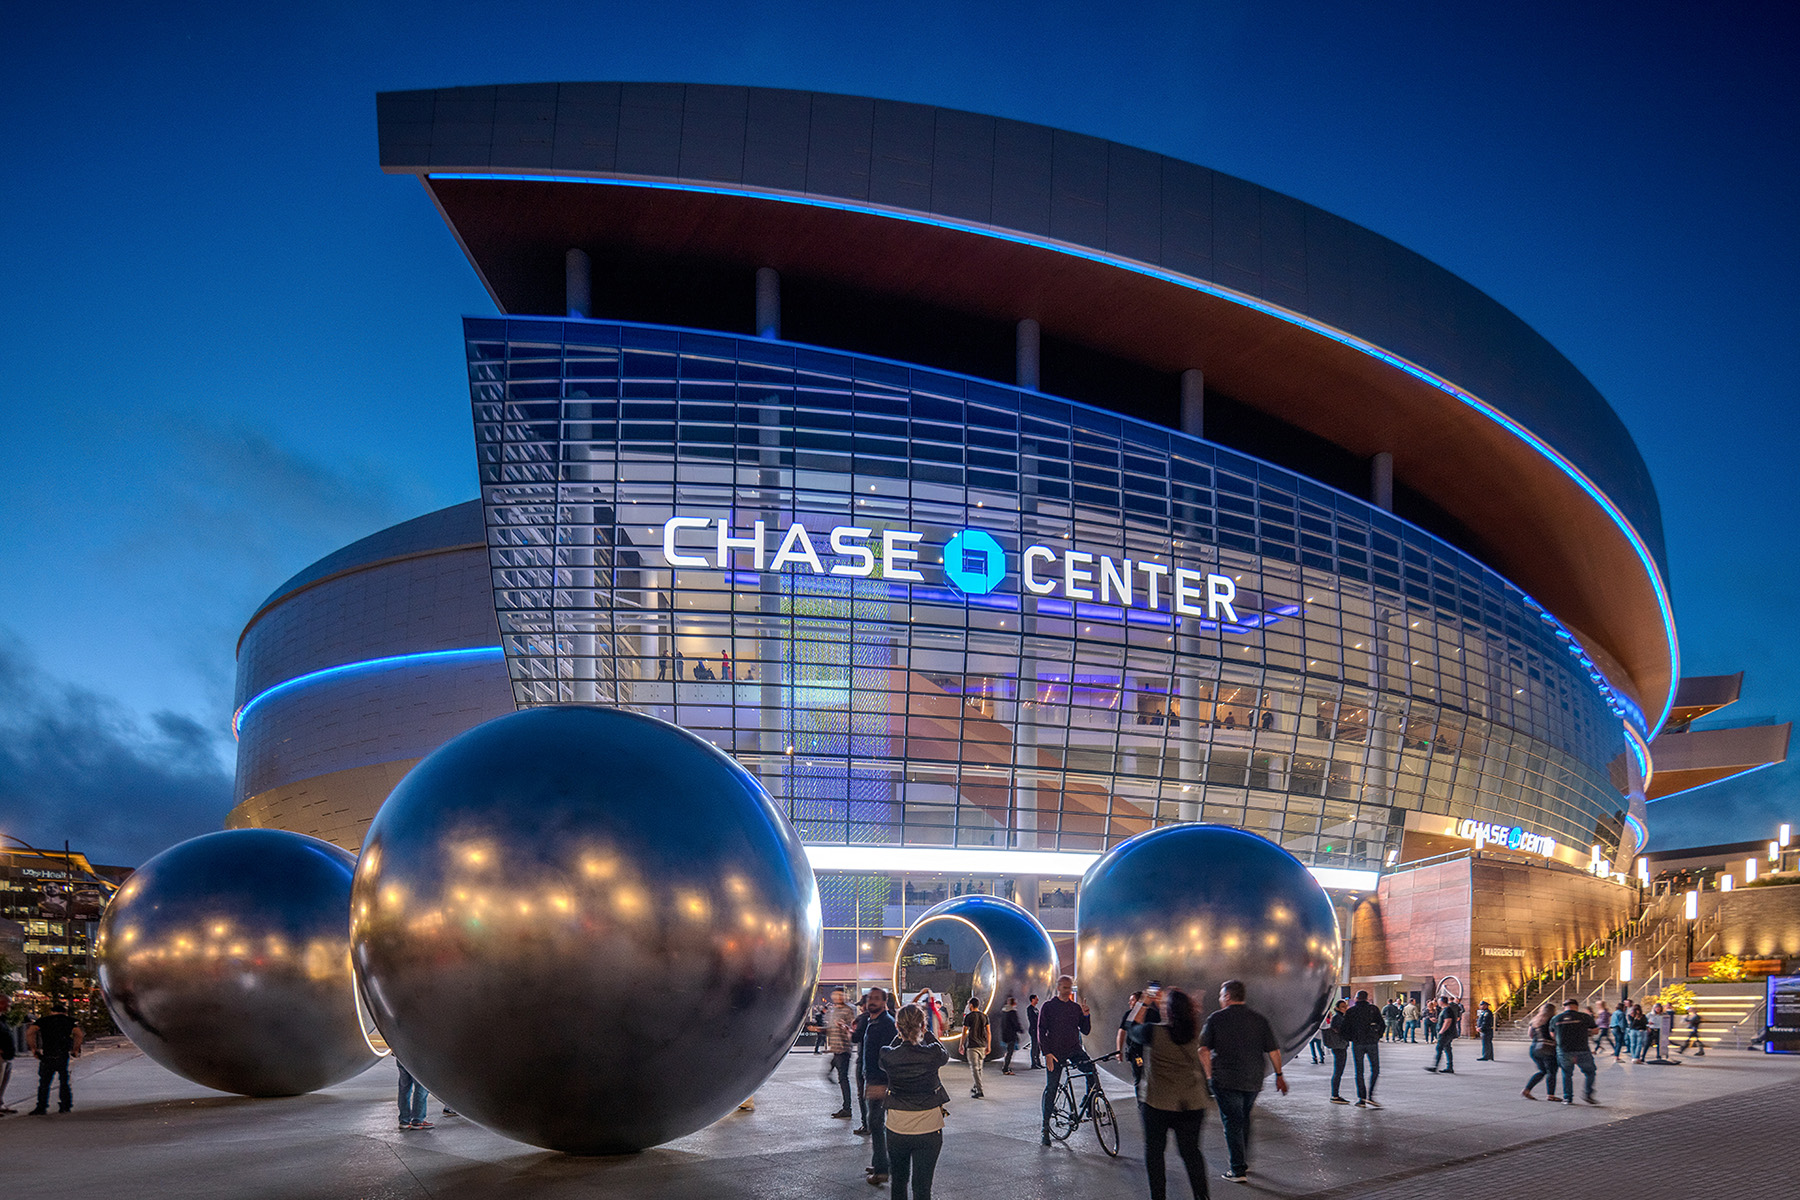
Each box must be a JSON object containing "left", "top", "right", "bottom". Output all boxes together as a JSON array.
[{"left": 661, "top": 517, "right": 1243, "bottom": 622}]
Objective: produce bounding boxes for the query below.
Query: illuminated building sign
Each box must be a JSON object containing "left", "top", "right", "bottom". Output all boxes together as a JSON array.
[
  {"left": 662, "top": 517, "right": 1248, "bottom": 622},
  {"left": 1456, "top": 819, "right": 1557, "bottom": 857}
]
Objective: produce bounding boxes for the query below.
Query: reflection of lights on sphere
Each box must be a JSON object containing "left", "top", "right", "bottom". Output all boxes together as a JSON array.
[
  {"left": 96, "top": 829, "right": 381, "bottom": 1096},
  {"left": 351, "top": 706, "right": 821, "bottom": 1154},
  {"left": 893, "top": 895, "right": 1057, "bottom": 1058},
  {"left": 1076, "top": 825, "right": 1338, "bottom": 1062}
]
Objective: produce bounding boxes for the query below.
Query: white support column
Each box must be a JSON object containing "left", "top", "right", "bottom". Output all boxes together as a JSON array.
[
  {"left": 1016, "top": 319, "right": 1041, "bottom": 390},
  {"left": 755, "top": 267, "right": 781, "bottom": 340},
  {"left": 565, "top": 249, "right": 591, "bottom": 319}
]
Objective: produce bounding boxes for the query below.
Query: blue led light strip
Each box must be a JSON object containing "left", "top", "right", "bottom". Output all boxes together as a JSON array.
[
  {"left": 433, "top": 170, "right": 1680, "bottom": 735},
  {"left": 232, "top": 646, "right": 505, "bottom": 738}
]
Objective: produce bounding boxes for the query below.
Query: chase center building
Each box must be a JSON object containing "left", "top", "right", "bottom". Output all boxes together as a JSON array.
[{"left": 229, "top": 84, "right": 1782, "bottom": 994}]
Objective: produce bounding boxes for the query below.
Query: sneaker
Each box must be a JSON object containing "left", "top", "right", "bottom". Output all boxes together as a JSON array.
[
  {"left": 1562, "top": 1098, "right": 1575, "bottom": 1105},
  {"left": 412, "top": 1120, "right": 435, "bottom": 1129},
  {"left": 1002, "top": 1069, "right": 1015, "bottom": 1075},
  {"left": 441, "top": 1109, "right": 456, "bottom": 1116},
  {"left": 1330, "top": 1096, "right": 1351, "bottom": 1105},
  {"left": 1354, "top": 1100, "right": 1366, "bottom": 1107},
  {"left": 1364, "top": 1098, "right": 1382, "bottom": 1109},
  {"left": 1221, "top": 1172, "right": 1248, "bottom": 1182}
]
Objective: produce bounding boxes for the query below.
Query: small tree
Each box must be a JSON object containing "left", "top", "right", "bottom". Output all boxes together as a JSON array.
[
  {"left": 1707, "top": 954, "right": 1747, "bottom": 982},
  {"left": 1654, "top": 982, "right": 1698, "bottom": 1014}
]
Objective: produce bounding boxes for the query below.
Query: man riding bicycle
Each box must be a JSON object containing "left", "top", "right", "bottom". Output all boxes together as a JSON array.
[{"left": 1039, "top": 974, "right": 1094, "bottom": 1146}]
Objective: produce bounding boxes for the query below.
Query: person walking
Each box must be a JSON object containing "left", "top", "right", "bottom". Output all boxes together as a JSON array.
[
  {"left": 1424, "top": 994, "right": 1463, "bottom": 1075},
  {"left": 861, "top": 988, "right": 899, "bottom": 1186},
  {"left": 24, "top": 1000, "right": 83, "bottom": 1115},
  {"left": 1549, "top": 998, "right": 1599, "bottom": 1105},
  {"left": 1026, "top": 994, "right": 1042, "bottom": 1069},
  {"left": 999, "top": 996, "right": 1024, "bottom": 1075},
  {"left": 1344, "top": 989, "right": 1385, "bottom": 1107},
  {"left": 825, "top": 987, "right": 857, "bottom": 1119},
  {"left": 0, "top": 996, "right": 17, "bottom": 1115},
  {"left": 1382, "top": 997, "right": 1403, "bottom": 1042},
  {"left": 395, "top": 1060, "right": 432, "bottom": 1130},
  {"left": 962, "top": 996, "right": 990, "bottom": 1098},
  {"left": 811, "top": 998, "right": 829, "bottom": 1054},
  {"left": 1127, "top": 987, "right": 1212, "bottom": 1200},
  {"left": 1402, "top": 999, "right": 1420, "bottom": 1042},
  {"left": 1475, "top": 1000, "right": 1496, "bottom": 1061},
  {"left": 1521, "top": 1002, "right": 1560, "bottom": 1100},
  {"left": 1678, "top": 1007, "right": 1705, "bottom": 1056},
  {"left": 1199, "top": 979, "right": 1287, "bottom": 1184},
  {"left": 1322, "top": 1000, "right": 1350, "bottom": 1104},
  {"left": 1308, "top": 1004, "right": 1330, "bottom": 1067},
  {"left": 1592, "top": 1002, "right": 1615, "bottom": 1056},
  {"left": 880, "top": 1003, "right": 951, "bottom": 1200},
  {"left": 1651, "top": 1003, "right": 1675, "bottom": 1062},
  {"left": 1610, "top": 1002, "right": 1631, "bottom": 1061},
  {"left": 1037, "top": 975, "right": 1094, "bottom": 1147}
]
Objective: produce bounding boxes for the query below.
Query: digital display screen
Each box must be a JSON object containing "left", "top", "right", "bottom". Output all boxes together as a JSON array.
[{"left": 1765, "top": 975, "right": 1800, "bottom": 1054}]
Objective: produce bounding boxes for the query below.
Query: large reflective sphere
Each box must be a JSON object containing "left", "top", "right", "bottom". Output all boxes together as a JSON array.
[
  {"left": 96, "top": 829, "right": 381, "bottom": 1096},
  {"left": 894, "top": 895, "right": 1057, "bottom": 1058},
  {"left": 351, "top": 705, "right": 821, "bottom": 1154},
  {"left": 1076, "top": 824, "right": 1339, "bottom": 1062}
]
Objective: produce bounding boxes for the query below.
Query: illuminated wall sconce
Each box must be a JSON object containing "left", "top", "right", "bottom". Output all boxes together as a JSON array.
[
  {"left": 1782, "top": 823, "right": 1792, "bottom": 848},
  {"left": 1747, "top": 857, "right": 1759, "bottom": 883},
  {"left": 1684, "top": 889, "right": 1698, "bottom": 921},
  {"left": 1771, "top": 841, "right": 1782, "bottom": 864},
  {"left": 1721, "top": 874, "right": 1734, "bottom": 892},
  {"left": 1620, "top": 948, "right": 1633, "bottom": 982}
]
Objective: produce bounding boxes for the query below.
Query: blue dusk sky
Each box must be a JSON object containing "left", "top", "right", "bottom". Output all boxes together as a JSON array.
[{"left": 1, "top": 1, "right": 1795, "bottom": 864}]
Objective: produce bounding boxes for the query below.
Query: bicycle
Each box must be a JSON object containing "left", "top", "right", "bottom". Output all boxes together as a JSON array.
[{"left": 1046, "top": 1049, "right": 1121, "bottom": 1156}]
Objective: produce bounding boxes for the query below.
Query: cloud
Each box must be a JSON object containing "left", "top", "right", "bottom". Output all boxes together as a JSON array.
[{"left": 0, "top": 634, "right": 232, "bottom": 867}]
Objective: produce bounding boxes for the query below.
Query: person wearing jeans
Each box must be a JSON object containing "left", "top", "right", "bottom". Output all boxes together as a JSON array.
[
  {"left": 859, "top": 988, "right": 899, "bottom": 1186},
  {"left": 1322, "top": 1001, "right": 1350, "bottom": 1102},
  {"left": 1037, "top": 975, "right": 1094, "bottom": 1145},
  {"left": 1426, "top": 996, "right": 1463, "bottom": 1074},
  {"left": 1199, "top": 979, "right": 1287, "bottom": 1183},
  {"left": 1549, "top": 999, "right": 1599, "bottom": 1104},
  {"left": 1344, "top": 990, "right": 1385, "bottom": 1108},
  {"left": 396, "top": 1061, "right": 431, "bottom": 1130},
  {"left": 881, "top": 1003, "right": 950, "bottom": 1200},
  {"left": 823, "top": 988, "right": 856, "bottom": 1119}
]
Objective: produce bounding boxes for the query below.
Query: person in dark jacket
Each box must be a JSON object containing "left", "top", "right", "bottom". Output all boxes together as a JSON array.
[
  {"left": 0, "top": 994, "right": 17, "bottom": 1115},
  {"left": 1425, "top": 995, "right": 1463, "bottom": 1074},
  {"left": 860, "top": 988, "right": 900, "bottom": 1186},
  {"left": 1199, "top": 979, "right": 1287, "bottom": 1183},
  {"left": 853, "top": 998, "right": 873, "bottom": 1133},
  {"left": 881, "top": 1003, "right": 952, "bottom": 1200},
  {"left": 1128, "top": 987, "right": 1211, "bottom": 1200},
  {"left": 24, "top": 1001, "right": 83, "bottom": 1116},
  {"left": 1322, "top": 1000, "right": 1351, "bottom": 1103},
  {"left": 1344, "top": 989, "right": 1385, "bottom": 1107},
  {"left": 1475, "top": 1000, "right": 1496, "bottom": 1060},
  {"left": 1037, "top": 975, "right": 1094, "bottom": 1146},
  {"left": 999, "top": 996, "right": 1025, "bottom": 1074},
  {"left": 1382, "top": 998, "right": 1403, "bottom": 1042},
  {"left": 1522, "top": 1001, "right": 1560, "bottom": 1100},
  {"left": 1027, "top": 994, "right": 1042, "bottom": 1069}
]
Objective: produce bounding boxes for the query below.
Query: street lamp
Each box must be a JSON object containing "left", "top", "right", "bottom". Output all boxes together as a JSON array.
[
  {"left": 1721, "top": 874, "right": 1734, "bottom": 892},
  {"left": 1747, "top": 857, "right": 1759, "bottom": 884},
  {"left": 1684, "top": 890, "right": 1698, "bottom": 973},
  {"left": 1782, "top": 823, "right": 1793, "bottom": 849},
  {"left": 1771, "top": 842, "right": 1782, "bottom": 864},
  {"left": 1620, "top": 948, "right": 1633, "bottom": 1004}
]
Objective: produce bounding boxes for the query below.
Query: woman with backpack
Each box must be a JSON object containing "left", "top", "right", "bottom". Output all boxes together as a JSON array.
[
  {"left": 1127, "top": 987, "right": 1212, "bottom": 1200},
  {"left": 1322, "top": 999, "right": 1352, "bottom": 1104}
]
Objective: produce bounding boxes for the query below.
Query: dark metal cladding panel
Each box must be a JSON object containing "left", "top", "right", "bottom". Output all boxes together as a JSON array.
[
  {"left": 1158, "top": 157, "right": 1214, "bottom": 280},
  {"left": 1105, "top": 142, "right": 1162, "bottom": 264},
  {"left": 491, "top": 88, "right": 558, "bottom": 171},
  {"left": 1211, "top": 170, "right": 1264, "bottom": 295},
  {"left": 430, "top": 88, "right": 497, "bottom": 169},
  {"left": 743, "top": 88, "right": 811, "bottom": 192},
  {"left": 1049, "top": 130, "right": 1109, "bottom": 248},
  {"left": 869, "top": 100, "right": 935, "bottom": 212},
  {"left": 678, "top": 85, "right": 749, "bottom": 183},
  {"left": 930, "top": 109, "right": 995, "bottom": 224},
  {"left": 614, "top": 83, "right": 685, "bottom": 177},
  {"left": 1259, "top": 189, "right": 1309, "bottom": 311},
  {"left": 990, "top": 118, "right": 1053, "bottom": 235},
  {"left": 1298, "top": 207, "right": 1359, "bottom": 332},
  {"left": 552, "top": 82, "right": 621, "bottom": 173},
  {"left": 806, "top": 93, "right": 876, "bottom": 200}
]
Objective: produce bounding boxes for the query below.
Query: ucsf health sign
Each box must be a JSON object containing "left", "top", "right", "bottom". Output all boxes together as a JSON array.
[{"left": 661, "top": 516, "right": 1243, "bottom": 622}]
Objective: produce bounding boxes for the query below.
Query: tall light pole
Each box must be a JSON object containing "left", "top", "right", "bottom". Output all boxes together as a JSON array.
[{"left": 1620, "top": 948, "right": 1633, "bottom": 1006}]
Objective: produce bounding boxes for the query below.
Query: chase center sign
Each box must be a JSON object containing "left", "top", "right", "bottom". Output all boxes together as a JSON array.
[{"left": 661, "top": 516, "right": 1246, "bottom": 623}]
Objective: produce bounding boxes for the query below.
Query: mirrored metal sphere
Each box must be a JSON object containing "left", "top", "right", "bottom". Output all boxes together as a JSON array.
[
  {"left": 1076, "top": 824, "right": 1339, "bottom": 1062},
  {"left": 894, "top": 894, "right": 1057, "bottom": 1058},
  {"left": 351, "top": 705, "right": 822, "bottom": 1155},
  {"left": 96, "top": 829, "right": 381, "bottom": 1096}
]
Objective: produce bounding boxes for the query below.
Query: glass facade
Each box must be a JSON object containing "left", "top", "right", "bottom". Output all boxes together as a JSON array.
[{"left": 469, "top": 317, "right": 1632, "bottom": 901}]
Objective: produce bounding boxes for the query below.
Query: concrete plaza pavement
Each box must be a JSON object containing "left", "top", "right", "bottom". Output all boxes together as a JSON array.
[{"left": 2, "top": 1034, "right": 1796, "bottom": 1198}]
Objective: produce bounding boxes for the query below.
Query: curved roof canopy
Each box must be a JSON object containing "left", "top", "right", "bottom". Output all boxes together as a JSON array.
[{"left": 376, "top": 82, "right": 1677, "bottom": 731}]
